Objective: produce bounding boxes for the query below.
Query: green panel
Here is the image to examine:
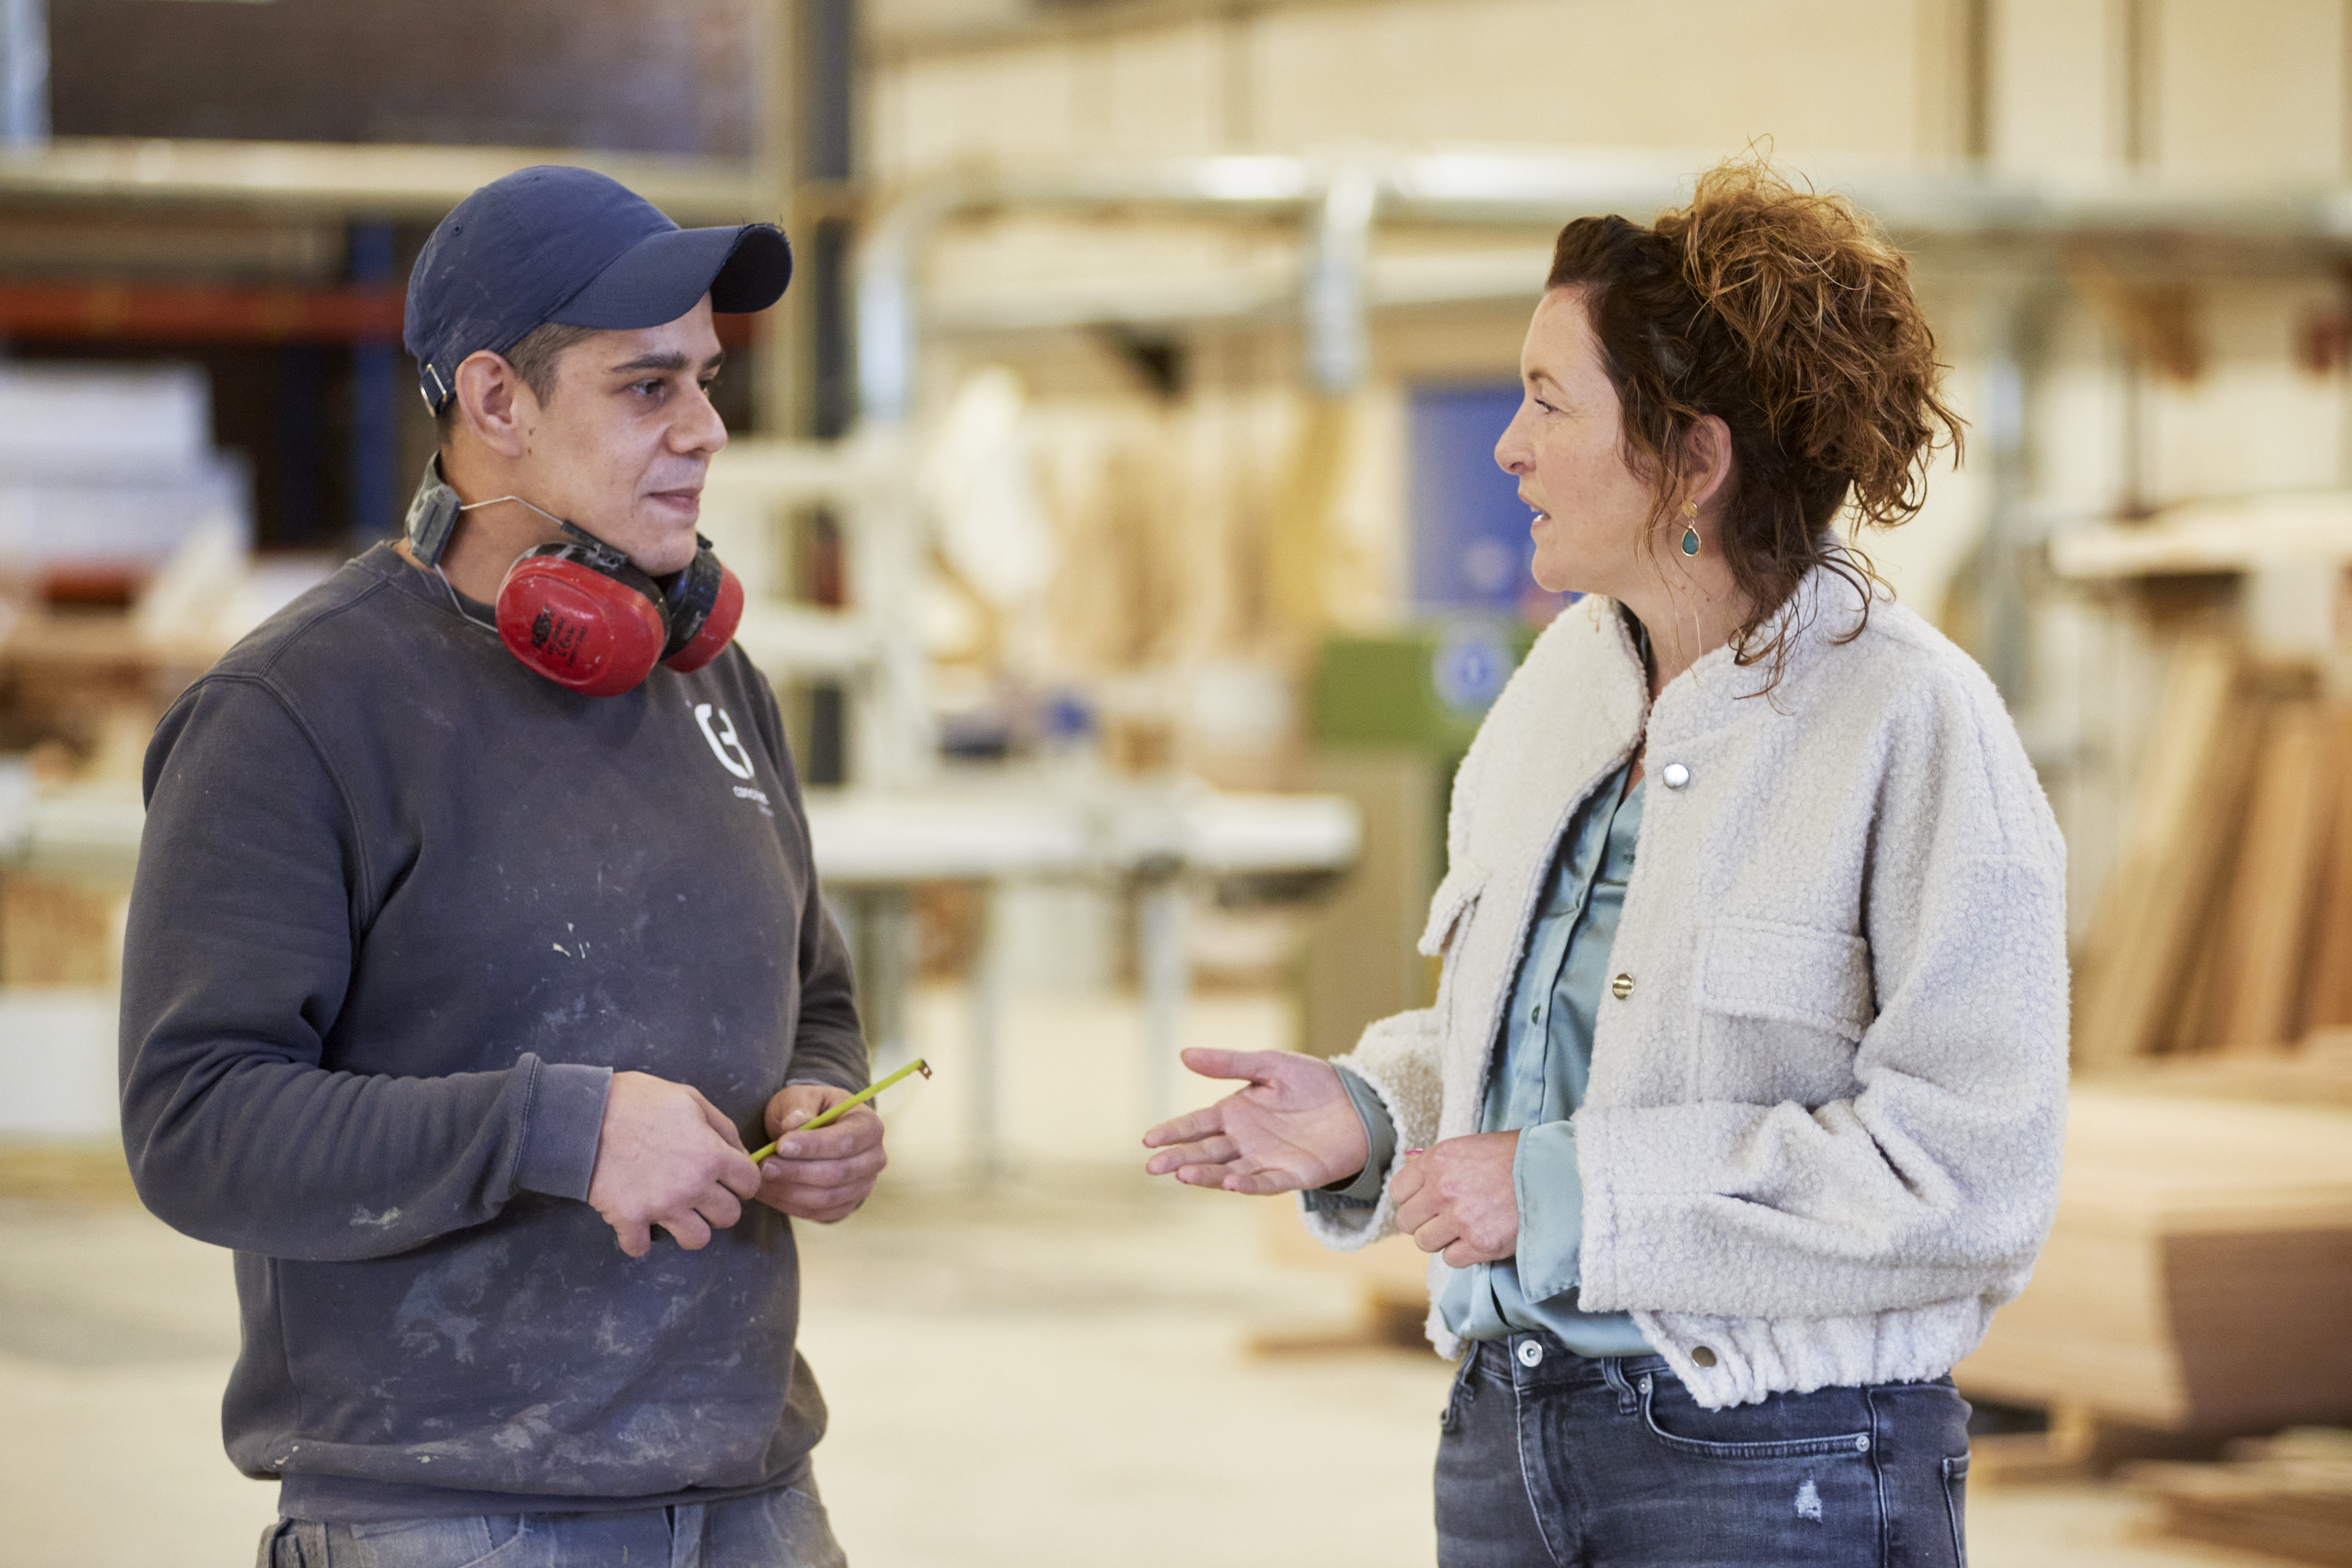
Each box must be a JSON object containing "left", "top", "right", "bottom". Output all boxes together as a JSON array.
[{"left": 1309, "top": 620, "right": 1535, "bottom": 753}]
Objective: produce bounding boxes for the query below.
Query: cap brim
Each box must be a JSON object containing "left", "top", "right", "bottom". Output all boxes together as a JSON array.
[{"left": 548, "top": 223, "right": 792, "bottom": 331}]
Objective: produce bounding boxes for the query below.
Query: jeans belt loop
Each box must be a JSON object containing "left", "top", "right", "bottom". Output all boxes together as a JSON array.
[{"left": 1599, "top": 1354, "right": 1639, "bottom": 1411}]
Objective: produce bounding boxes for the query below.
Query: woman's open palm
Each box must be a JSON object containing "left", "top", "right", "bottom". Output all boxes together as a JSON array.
[{"left": 1142, "top": 1048, "right": 1371, "bottom": 1195}]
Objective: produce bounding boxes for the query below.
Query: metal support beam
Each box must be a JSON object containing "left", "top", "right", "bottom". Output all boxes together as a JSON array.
[
  {"left": 1304, "top": 162, "right": 1375, "bottom": 395},
  {"left": 1979, "top": 282, "right": 2054, "bottom": 705}
]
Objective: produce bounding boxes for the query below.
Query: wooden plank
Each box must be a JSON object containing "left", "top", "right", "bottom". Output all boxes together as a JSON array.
[
  {"left": 2163, "top": 898, "right": 2228, "bottom": 1056},
  {"left": 0, "top": 1142, "right": 136, "bottom": 1203},
  {"left": 2125, "top": 1443, "right": 2352, "bottom": 1567},
  {"left": 2212, "top": 700, "right": 2333, "bottom": 1052},
  {"left": 1958, "top": 1089, "right": 2352, "bottom": 1433},
  {"left": 2302, "top": 710, "right": 2352, "bottom": 1033},
  {"left": 1970, "top": 1403, "right": 2223, "bottom": 1489},
  {"left": 2074, "top": 637, "right": 2255, "bottom": 1066}
]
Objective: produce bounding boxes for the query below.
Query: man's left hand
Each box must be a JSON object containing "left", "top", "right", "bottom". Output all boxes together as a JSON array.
[
  {"left": 756, "top": 1084, "right": 886, "bottom": 1222},
  {"left": 1389, "top": 1132, "right": 1521, "bottom": 1267}
]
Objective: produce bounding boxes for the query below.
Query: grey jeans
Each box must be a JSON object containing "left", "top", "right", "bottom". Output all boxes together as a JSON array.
[
  {"left": 256, "top": 1483, "right": 847, "bottom": 1568},
  {"left": 1436, "top": 1334, "right": 1971, "bottom": 1567}
]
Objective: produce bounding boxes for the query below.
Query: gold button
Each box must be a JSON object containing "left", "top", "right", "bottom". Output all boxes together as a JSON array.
[
  {"left": 1610, "top": 973, "right": 1634, "bottom": 1000},
  {"left": 1691, "top": 1345, "right": 1718, "bottom": 1368}
]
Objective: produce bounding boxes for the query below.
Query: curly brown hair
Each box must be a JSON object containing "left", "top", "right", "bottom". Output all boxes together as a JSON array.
[{"left": 1547, "top": 154, "right": 1963, "bottom": 680}]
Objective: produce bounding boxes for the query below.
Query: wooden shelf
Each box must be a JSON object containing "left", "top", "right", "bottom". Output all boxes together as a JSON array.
[
  {"left": 0, "top": 138, "right": 775, "bottom": 225},
  {"left": 2051, "top": 492, "right": 2352, "bottom": 579}
]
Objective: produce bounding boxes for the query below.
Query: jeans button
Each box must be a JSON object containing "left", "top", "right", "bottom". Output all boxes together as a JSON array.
[
  {"left": 1855, "top": 1434, "right": 1872, "bottom": 1452},
  {"left": 1639, "top": 1374, "right": 1652, "bottom": 1394},
  {"left": 1516, "top": 1339, "right": 1544, "bottom": 1368}
]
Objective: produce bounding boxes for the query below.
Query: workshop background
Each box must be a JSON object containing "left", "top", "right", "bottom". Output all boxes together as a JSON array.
[{"left": 5, "top": 1, "right": 2352, "bottom": 1564}]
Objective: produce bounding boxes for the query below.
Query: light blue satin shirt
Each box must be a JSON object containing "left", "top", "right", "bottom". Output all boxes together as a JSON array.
[{"left": 1318, "top": 758, "right": 1652, "bottom": 1356}]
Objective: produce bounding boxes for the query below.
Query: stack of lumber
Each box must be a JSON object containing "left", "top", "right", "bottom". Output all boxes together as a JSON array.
[
  {"left": 0, "top": 872, "right": 122, "bottom": 986},
  {"left": 2074, "top": 637, "right": 2352, "bottom": 1064},
  {"left": 2125, "top": 1428, "right": 2352, "bottom": 1566},
  {"left": 2131, "top": 1029, "right": 2352, "bottom": 1107},
  {"left": 1955, "top": 1086, "right": 2352, "bottom": 1434}
]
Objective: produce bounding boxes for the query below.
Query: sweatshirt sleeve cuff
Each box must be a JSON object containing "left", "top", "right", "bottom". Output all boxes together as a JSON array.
[
  {"left": 1303, "top": 1065, "right": 1399, "bottom": 1210},
  {"left": 1512, "top": 1120, "right": 1585, "bottom": 1303},
  {"left": 515, "top": 1060, "right": 614, "bottom": 1202}
]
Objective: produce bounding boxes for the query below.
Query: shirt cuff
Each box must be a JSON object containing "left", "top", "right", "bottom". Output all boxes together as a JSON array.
[
  {"left": 514, "top": 1060, "right": 614, "bottom": 1202},
  {"left": 1511, "top": 1120, "right": 1585, "bottom": 1303},
  {"left": 1302, "top": 1065, "right": 1399, "bottom": 1211}
]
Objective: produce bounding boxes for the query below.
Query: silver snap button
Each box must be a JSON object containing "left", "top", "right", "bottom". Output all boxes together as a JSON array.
[
  {"left": 1855, "top": 1434, "right": 1872, "bottom": 1452},
  {"left": 1638, "top": 1375, "right": 1652, "bottom": 1394},
  {"left": 1516, "top": 1340, "right": 1544, "bottom": 1368},
  {"left": 1661, "top": 762, "right": 1690, "bottom": 789}
]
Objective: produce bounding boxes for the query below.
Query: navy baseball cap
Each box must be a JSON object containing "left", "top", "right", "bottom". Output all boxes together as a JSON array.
[{"left": 404, "top": 165, "right": 793, "bottom": 413}]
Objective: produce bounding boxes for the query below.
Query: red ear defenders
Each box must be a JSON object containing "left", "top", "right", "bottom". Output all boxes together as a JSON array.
[
  {"left": 496, "top": 532, "right": 745, "bottom": 696},
  {"left": 404, "top": 460, "right": 744, "bottom": 697}
]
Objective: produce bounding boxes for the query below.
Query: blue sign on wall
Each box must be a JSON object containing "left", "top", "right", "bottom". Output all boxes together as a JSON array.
[{"left": 1408, "top": 382, "right": 1563, "bottom": 620}]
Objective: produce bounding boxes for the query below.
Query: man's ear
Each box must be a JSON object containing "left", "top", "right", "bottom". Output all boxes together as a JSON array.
[{"left": 452, "top": 350, "right": 536, "bottom": 460}]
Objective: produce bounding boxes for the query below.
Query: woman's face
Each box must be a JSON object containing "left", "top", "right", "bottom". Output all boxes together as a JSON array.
[{"left": 1494, "top": 287, "right": 1663, "bottom": 599}]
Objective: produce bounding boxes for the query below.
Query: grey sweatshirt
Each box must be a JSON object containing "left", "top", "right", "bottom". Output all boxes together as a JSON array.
[{"left": 119, "top": 544, "right": 867, "bottom": 1520}]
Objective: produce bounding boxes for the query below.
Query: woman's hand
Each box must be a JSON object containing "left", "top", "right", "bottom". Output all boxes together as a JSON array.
[
  {"left": 1391, "top": 1133, "right": 1521, "bottom": 1266},
  {"left": 1141, "top": 1048, "right": 1370, "bottom": 1194}
]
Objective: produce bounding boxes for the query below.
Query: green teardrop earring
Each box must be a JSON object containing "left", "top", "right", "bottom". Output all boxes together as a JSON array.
[{"left": 1680, "top": 501, "right": 1701, "bottom": 557}]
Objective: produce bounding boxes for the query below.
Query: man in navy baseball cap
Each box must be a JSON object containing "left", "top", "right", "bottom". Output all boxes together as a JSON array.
[
  {"left": 124, "top": 163, "right": 882, "bottom": 1568},
  {"left": 397, "top": 164, "right": 800, "bottom": 591},
  {"left": 405, "top": 164, "right": 792, "bottom": 414}
]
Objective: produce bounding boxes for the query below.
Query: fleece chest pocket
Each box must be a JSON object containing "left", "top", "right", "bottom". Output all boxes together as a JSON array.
[
  {"left": 1419, "top": 864, "right": 1486, "bottom": 1033},
  {"left": 1693, "top": 917, "right": 1875, "bottom": 1102},
  {"left": 1419, "top": 864, "right": 1485, "bottom": 959}
]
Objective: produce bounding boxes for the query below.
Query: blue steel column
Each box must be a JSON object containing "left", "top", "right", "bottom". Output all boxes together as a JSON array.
[
  {"left": 0, "top": 0, "right": 45, "bottom": 150},
  {"left": 801, "top": 0, "right": 856, "bottom": 786}
]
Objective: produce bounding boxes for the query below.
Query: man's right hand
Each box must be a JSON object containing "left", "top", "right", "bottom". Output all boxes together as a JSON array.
[
  {"left": 585, "top": 1072, "right": 763, "bottom": 1257},
  {"left": 1141, "top": 1048, "right": 1370, "bottom": 1195}
]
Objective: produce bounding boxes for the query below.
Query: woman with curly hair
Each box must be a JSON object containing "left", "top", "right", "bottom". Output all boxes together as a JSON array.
[{"left": 1144, "top": 156, "right": 2065, "bottom": 1568}]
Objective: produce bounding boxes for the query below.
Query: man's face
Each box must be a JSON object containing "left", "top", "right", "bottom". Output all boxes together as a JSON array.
[{"left": 510, "top": 296, "right": 728, "bottom": 577}]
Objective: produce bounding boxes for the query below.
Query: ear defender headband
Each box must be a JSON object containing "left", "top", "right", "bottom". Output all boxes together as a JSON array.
[{"left": 404, "top": 459, "right": 745, "bottom": 697}]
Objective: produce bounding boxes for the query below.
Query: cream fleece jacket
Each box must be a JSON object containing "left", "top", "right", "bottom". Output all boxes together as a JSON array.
[{"left": 1305, "top": 568, "right": 2069, "bottom": 1409}]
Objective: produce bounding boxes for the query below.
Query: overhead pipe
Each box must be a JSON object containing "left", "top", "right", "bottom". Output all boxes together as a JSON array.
[{"left": 851, "top": 150, "right": 2352, "bottom": 425}]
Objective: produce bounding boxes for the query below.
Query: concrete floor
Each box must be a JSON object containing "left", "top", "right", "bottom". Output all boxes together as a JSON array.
[{"left": 0, "top": 988, "right": 2279, "bottom": 1568}]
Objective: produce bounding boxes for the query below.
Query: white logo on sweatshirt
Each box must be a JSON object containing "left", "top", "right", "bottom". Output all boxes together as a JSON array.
[{"left": 694, "top": 703, "right": 757, "bottom": 781}]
